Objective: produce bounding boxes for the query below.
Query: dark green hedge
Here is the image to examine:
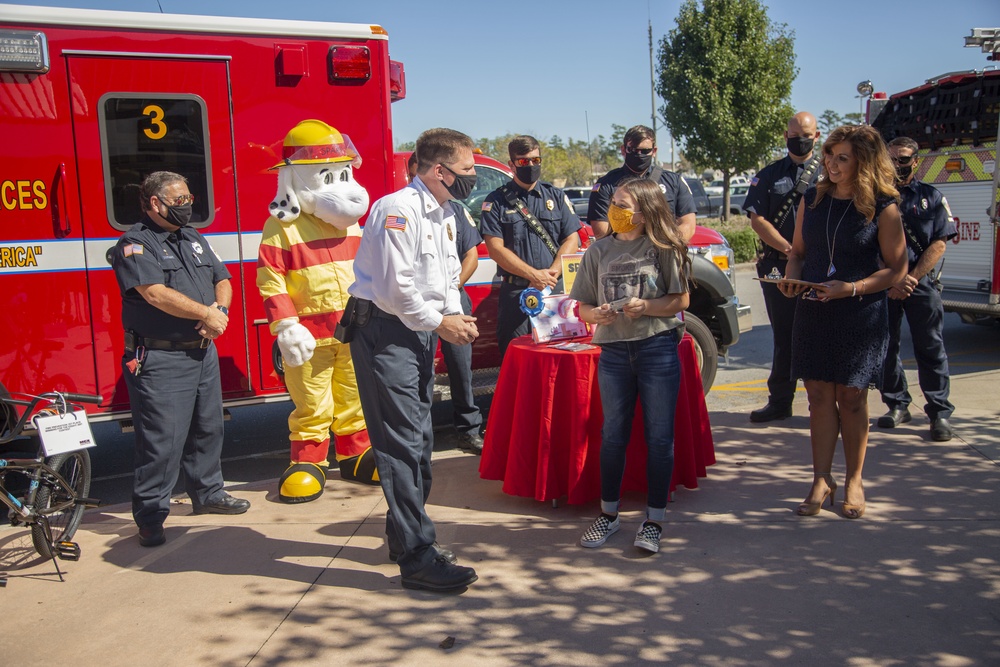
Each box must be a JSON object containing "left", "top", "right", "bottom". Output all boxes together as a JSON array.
[{"left": 698, "top": 217, "right": 758, "bottom": 264}]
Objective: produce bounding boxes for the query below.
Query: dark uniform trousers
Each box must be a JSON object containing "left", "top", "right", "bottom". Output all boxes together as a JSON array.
[
  {"left": 351, "top": 315, "right": 439, "bottom": 576},
  {"left": 756, "top": 258, "right": 798, "bottom": 407},
  {"left": 497, "top": 277, "right": 564, "bottom": 358},
  {"left": 438, "top": 288, "right": 482, "bottom": 435},
  {"left": 123, "top": 345, "right": 226, "bottom": 528},
  {"left": 882, "top": 277, "right": 954, "bottom": 419}
]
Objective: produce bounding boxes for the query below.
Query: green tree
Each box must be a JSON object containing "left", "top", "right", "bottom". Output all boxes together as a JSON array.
[
  {"left": 817, "top": 109, "right": 843, "bottom": 135},
  {"left": 843, "top": 112, "right": 864, "bottom": 126},
  {"left": 657, "top": 0, "right": 796, "bottom": 219}
]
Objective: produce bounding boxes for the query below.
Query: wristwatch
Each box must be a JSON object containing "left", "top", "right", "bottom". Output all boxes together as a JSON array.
[{"left": 217, "top": 305, "right": 229, "bottom": 316}]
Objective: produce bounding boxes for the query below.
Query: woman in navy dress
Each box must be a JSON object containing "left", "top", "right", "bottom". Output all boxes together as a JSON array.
[{"left": 779, "top": 125, "right": 907, "bottom": 519}]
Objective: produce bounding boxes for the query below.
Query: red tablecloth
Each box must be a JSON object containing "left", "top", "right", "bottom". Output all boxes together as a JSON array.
[{"left": 479, "top": 333, "right": 715, "bottom": 504}]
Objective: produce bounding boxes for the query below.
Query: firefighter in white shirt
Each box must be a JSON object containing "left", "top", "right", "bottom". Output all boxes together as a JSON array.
[{"left": 344, "top": 128, "right": 480, "bottom": 593}]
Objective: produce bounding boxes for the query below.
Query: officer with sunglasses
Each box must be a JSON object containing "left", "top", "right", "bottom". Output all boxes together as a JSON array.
[
  {"left": 877, "top": 137, "right": 957, "bottom": 441},
  {"left": 112, "top": 171, "right": 250, "bottom": 549},
  {"left": 587, "top": 124, "right": 697, "bottom": 242},
  {"left": 481, "top": 135, "right": 581, "bottom": 356}
]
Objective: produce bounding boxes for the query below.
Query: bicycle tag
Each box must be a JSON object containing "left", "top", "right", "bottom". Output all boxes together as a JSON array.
[{"left": 34, "top": 410, "right": 97, "bottom": 456}]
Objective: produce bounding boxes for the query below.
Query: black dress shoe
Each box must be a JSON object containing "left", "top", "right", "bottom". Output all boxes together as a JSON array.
[
  {"left": 931, "top": 417, "right": 953, "bottom": 442},
  {"left": 192, "top": 493, "right": 251, "bottom": 515},
  {"left": 457, "top": 431, "right": 483, "bottom": 455},
  {"left": 401, "top": 557, "right": 478, "bottom": 592},
  {"left": 749, "top": 403, "right": 792, "bottom": 423},
  {"left": 138, "top": 524, "right": 165, "bottom": 547},
  {"left": 877, "top": 408, "right": 912, "bottom": 428},
  {"left": 389, "top": 542, "right": 457, "bottom": 564}
]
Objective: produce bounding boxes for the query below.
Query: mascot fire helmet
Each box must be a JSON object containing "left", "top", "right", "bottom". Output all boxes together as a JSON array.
[{"left": 272, "top": 119, "right": 361, "bottom": 169}]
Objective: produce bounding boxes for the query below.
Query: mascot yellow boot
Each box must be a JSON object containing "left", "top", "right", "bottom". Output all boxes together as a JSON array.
[{"left": 257, "top": 120, "right": 379, "bottom": 503}]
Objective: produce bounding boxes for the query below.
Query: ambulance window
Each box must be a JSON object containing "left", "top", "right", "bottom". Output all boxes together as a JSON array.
[{"left": 99, "top": 94, "right": 214, "bottom": 230}]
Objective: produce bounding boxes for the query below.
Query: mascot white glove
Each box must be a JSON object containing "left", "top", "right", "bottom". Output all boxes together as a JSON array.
[{"left": 275, "top": 318, "right": 316, "bottom": 368}]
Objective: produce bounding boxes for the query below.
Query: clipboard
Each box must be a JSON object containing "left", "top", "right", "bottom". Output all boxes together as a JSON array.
[{"left": 754, "top": 277, "right": 828, "bottom": 289}]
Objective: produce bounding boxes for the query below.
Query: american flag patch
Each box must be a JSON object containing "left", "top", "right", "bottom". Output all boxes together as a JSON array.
[
  {"left": 591, "top": 183, "right": 600, "bottom": 191},
  {"left": 750, "top": 177, "right": 759, "bottom": 186},
  {"left": 482, "top": 201, "right": 493, "bottom": 212},
  {"left": 385, "top": 215, "right": 407, "bottom": 232},
  {"left": 123, "top": 243, "right": 144, "bottom": 257}
]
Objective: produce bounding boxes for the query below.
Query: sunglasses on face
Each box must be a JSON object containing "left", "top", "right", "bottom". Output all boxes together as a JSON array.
[
  {"left": 157, "top": 193, "right": 195, "bottom": 206},
  {"left": 891, "top": 154, "right": 916, "bottom": 166},
  {"left": 512, "top": 157, "right": 542, "bottom": 167},
  {"left": 624, "top": 146, "right": 655, "bottom": 156}
]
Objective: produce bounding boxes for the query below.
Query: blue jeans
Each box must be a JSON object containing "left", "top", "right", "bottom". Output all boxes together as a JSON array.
[{"left": 598, "top": 330, "right": 681, "bottom": 519}]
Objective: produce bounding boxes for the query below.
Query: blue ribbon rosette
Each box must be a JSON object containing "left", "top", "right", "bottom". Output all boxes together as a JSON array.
[{"left": 519, "top": 286, "right": 551, "bottom": 316}]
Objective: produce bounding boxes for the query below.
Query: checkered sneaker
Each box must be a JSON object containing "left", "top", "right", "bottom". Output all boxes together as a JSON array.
[
  {"left": 580, "top": 515, "right": 620, "bottom": 548},
  {"left": 634, "top": 521, "right": 662, "bottom": 553}
]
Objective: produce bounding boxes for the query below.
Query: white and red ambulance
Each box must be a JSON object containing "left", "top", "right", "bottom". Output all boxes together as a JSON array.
[{"left": 0, "top": 4, "right": 405, "bottom": 423}]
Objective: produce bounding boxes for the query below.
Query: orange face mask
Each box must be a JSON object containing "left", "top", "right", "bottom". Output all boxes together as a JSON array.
[{"left": 608, "top": 204, "right": 639, "bottom": 234}]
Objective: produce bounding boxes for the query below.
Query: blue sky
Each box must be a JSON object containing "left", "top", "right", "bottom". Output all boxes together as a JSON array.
[{"left": 6, "top": 0, "right": 999, "bottom": 149}]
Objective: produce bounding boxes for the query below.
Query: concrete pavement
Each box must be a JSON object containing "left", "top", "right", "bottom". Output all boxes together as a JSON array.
[{"left": 2, "top": 370, "right": 999, "bottom": 666}]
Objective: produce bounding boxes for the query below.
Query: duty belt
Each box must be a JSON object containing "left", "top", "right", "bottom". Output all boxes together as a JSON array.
[
  {"left": 125, "top": 331, "right": 210, "bottom": 352},
  {"left": 501, "top": 275, "right": 530, "bottom": 288}
]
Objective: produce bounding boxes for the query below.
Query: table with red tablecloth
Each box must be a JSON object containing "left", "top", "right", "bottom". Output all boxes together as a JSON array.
[{"left": 479, "top": 333, "right": 715, "bottom": 504}]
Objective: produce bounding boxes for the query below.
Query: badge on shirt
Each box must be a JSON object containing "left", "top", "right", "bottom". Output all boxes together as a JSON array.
[
  {"left": 482, "top": 201, "right": 493, "bottom": 212},
  {"left": 921, "top": 198, "right": 928, "bottom": 210},
  {"left": 191, "top": 241, "right": 203, "bottom": 255},
  {"left": 658, "top": 184, "right": 666, "bottom": 194},
  {"left": 385, "top": 215, "right": 407, "bottom": 232},
  {"left": 447, "top": 223, "right": 454, "bottom": 241},
  {"left": 546, "top": 199, "right": 554, "bottom": 211},
  {"left": 123, "top": 243, "right": 143, "bottom": 257}
]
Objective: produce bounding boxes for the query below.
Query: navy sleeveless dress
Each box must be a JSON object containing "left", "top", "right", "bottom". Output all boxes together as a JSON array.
[{"left": 791, "top": 188, "right": 894, "bottom": 389}]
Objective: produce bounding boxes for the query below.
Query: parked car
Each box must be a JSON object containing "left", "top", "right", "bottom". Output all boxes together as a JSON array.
[
  {"left": 704, "top": 175, "right": 749, "bottom": 196},
  {"left": 562, "top": 186, "right": 593, "bottom": 220},
  {"left": 708, "top": 183, "right": 750, "bottom": 218},
  {"left": 683, "top": 177, "right": 714, "bottom": 218}
]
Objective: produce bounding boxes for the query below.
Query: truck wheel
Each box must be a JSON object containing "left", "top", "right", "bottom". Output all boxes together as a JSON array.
[{"left": 684, "top": 312, "right": 718, "bottom": 394}]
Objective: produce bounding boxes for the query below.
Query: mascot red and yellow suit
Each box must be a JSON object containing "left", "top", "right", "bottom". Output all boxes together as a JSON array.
[{"left": 257, "top": 120, "right": 378, "bottom": 503}]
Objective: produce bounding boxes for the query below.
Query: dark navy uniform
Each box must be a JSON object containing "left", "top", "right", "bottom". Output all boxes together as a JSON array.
[
  {"left": 112, "top": 216, "right": 231, "bottom": 530},
  {"left": 881, "top": 179, "right": 957, "bottom": 420},
  {"left": 480, "top": 180, "right": 581, "bottom": 355},
  {"left": 743, "top": 156, "right": 820, "bottom": 410},
  {"left": 439, "top": 203, "right": 483, "bottom": 435},
  {"left": 586, "top": 165, "right": 697, "bottom": 226}
]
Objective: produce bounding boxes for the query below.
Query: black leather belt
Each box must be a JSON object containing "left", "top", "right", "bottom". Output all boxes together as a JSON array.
[
  {"left": 370, "top": 302, "right": 400, "bottom": 321},
  {"left": 502, "top": 275, "right": 530, "bottom": 288},
  {"left": 125, "top": 331, "right": 210, "bottom": 352}
]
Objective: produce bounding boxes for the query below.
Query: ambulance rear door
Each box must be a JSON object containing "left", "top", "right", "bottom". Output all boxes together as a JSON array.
[{"left": 66, "top": 54, "right": 250, "bottom": 409}]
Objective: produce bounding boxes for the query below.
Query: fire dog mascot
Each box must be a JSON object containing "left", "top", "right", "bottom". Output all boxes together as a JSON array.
[{"left": 257, "top": 120, "right": 378, "bottom": 503}]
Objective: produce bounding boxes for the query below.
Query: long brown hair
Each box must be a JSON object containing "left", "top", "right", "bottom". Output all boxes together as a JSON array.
[
  {"left": 813, "top": 124, "right": 898, "bottom": 222},
  {"left": 617, "top": 178, "right": 691, "bottom": 281}
]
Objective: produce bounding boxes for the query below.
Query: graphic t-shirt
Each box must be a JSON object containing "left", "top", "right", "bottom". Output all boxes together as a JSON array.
[{"left": 570, "top": 234, "right": 687, "bottom": 344}]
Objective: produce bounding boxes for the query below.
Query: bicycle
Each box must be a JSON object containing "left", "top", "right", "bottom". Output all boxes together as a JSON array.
[{"left": 0, "top": 390, "right": 102, "bottom": 584}]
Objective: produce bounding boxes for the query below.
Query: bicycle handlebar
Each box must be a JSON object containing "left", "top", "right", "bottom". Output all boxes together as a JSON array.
[{"left": 57, "top": 393, "right": 103, "bottom": 404}]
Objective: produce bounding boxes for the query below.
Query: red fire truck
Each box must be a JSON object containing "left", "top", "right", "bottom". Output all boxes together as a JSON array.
[
  {"left": 0, "top": 4, "right": 406, "bottom": 423},
  {"left": 869, "top": 67, "right": 1000, "bottom": 323}
]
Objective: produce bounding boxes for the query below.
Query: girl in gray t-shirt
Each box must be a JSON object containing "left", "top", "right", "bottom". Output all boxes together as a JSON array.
[{"left": 570, "top": 178, "right": 691, "bottom": 554}]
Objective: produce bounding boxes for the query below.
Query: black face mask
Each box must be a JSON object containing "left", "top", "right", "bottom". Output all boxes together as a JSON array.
[
  {"left": 515, "top": 164, "right": 541, "bottom": 185},
  {"left": 786, "top": 136, "right": 814, "bottom": 157},
  {"left": 443, "top": 166, "right": 477, "bottom": 201},
  {"left": 163, "top": 203, "right": 193, "bottom": 227},
  {"left": 624, "top": 152, "right": 653, "bottom": 174},
  {"left": 895, "top": 164, "right": 914, "bottom": 182}
]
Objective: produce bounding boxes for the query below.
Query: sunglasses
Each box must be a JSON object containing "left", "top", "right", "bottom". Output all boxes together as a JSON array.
[
  {"left": 512, "top": 157, "right": 542, "bottom": 167},
  {"left": 157, "top": 193, "right": 195, "bottom": 206},
  {"left": 890, "top": 155, "right": 916, "bottom": 165},
  {"left": 624, "top": 146, "right": 654, "bottom": 156}
]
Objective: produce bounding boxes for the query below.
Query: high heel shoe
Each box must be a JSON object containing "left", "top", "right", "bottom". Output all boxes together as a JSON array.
[
  {"left": 797, "top": 473, "right": 837, "bottom": 516},
  {"left": 842, "top": 483, "right": 866, "bottom": 519}
]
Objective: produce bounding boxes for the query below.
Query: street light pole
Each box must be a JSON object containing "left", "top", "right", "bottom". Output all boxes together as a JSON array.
[{"left": 649, "top": 20, "right": 657, "bottom": 140}]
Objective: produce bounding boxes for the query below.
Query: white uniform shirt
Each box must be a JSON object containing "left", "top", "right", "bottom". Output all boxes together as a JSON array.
[{"left": 350, "top": 176, "right": 462, "bottom": 331}]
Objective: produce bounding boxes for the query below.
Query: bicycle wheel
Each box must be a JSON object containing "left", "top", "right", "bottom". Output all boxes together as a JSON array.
[{"left": 30, "top": 449, "right": 92, "bottom": 559}]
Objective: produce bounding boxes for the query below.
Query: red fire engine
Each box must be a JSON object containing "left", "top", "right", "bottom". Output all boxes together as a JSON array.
[{"left": 0, "top": 4, "right": 405, "bottom": 422}]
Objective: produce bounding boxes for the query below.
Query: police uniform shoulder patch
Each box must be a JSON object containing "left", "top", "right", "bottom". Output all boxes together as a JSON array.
[
  {"left": 941, "top": 196, "right": 953, "bottom": 219},
  {"left": 123, "top": 243, "right": 144, "bottom": 257},
  {"left": 546, "top": 199, "right": 554, "bottom": 211},
  {"left": 564, "top": 194, "right": 574, "bottom": 209},
  {"left": 385, "top": 215, "right": 407, "bottom": 232}
]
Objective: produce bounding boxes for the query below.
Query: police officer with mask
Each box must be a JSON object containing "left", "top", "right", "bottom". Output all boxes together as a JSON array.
[
  {"left": 113, "top": 171, "right": 250, "bottom": 548},
  {"left": 878, "top": 136, "right": 957, "bottom": 441},
  {"left": 743, "top": 111, "right": 822, "bottom": 423},
  {"left": 587, "top": 124, "right": 697, "bottom": 242},
  {"left": 480, "top": 135, "right": 581, "bottom": 357}
]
